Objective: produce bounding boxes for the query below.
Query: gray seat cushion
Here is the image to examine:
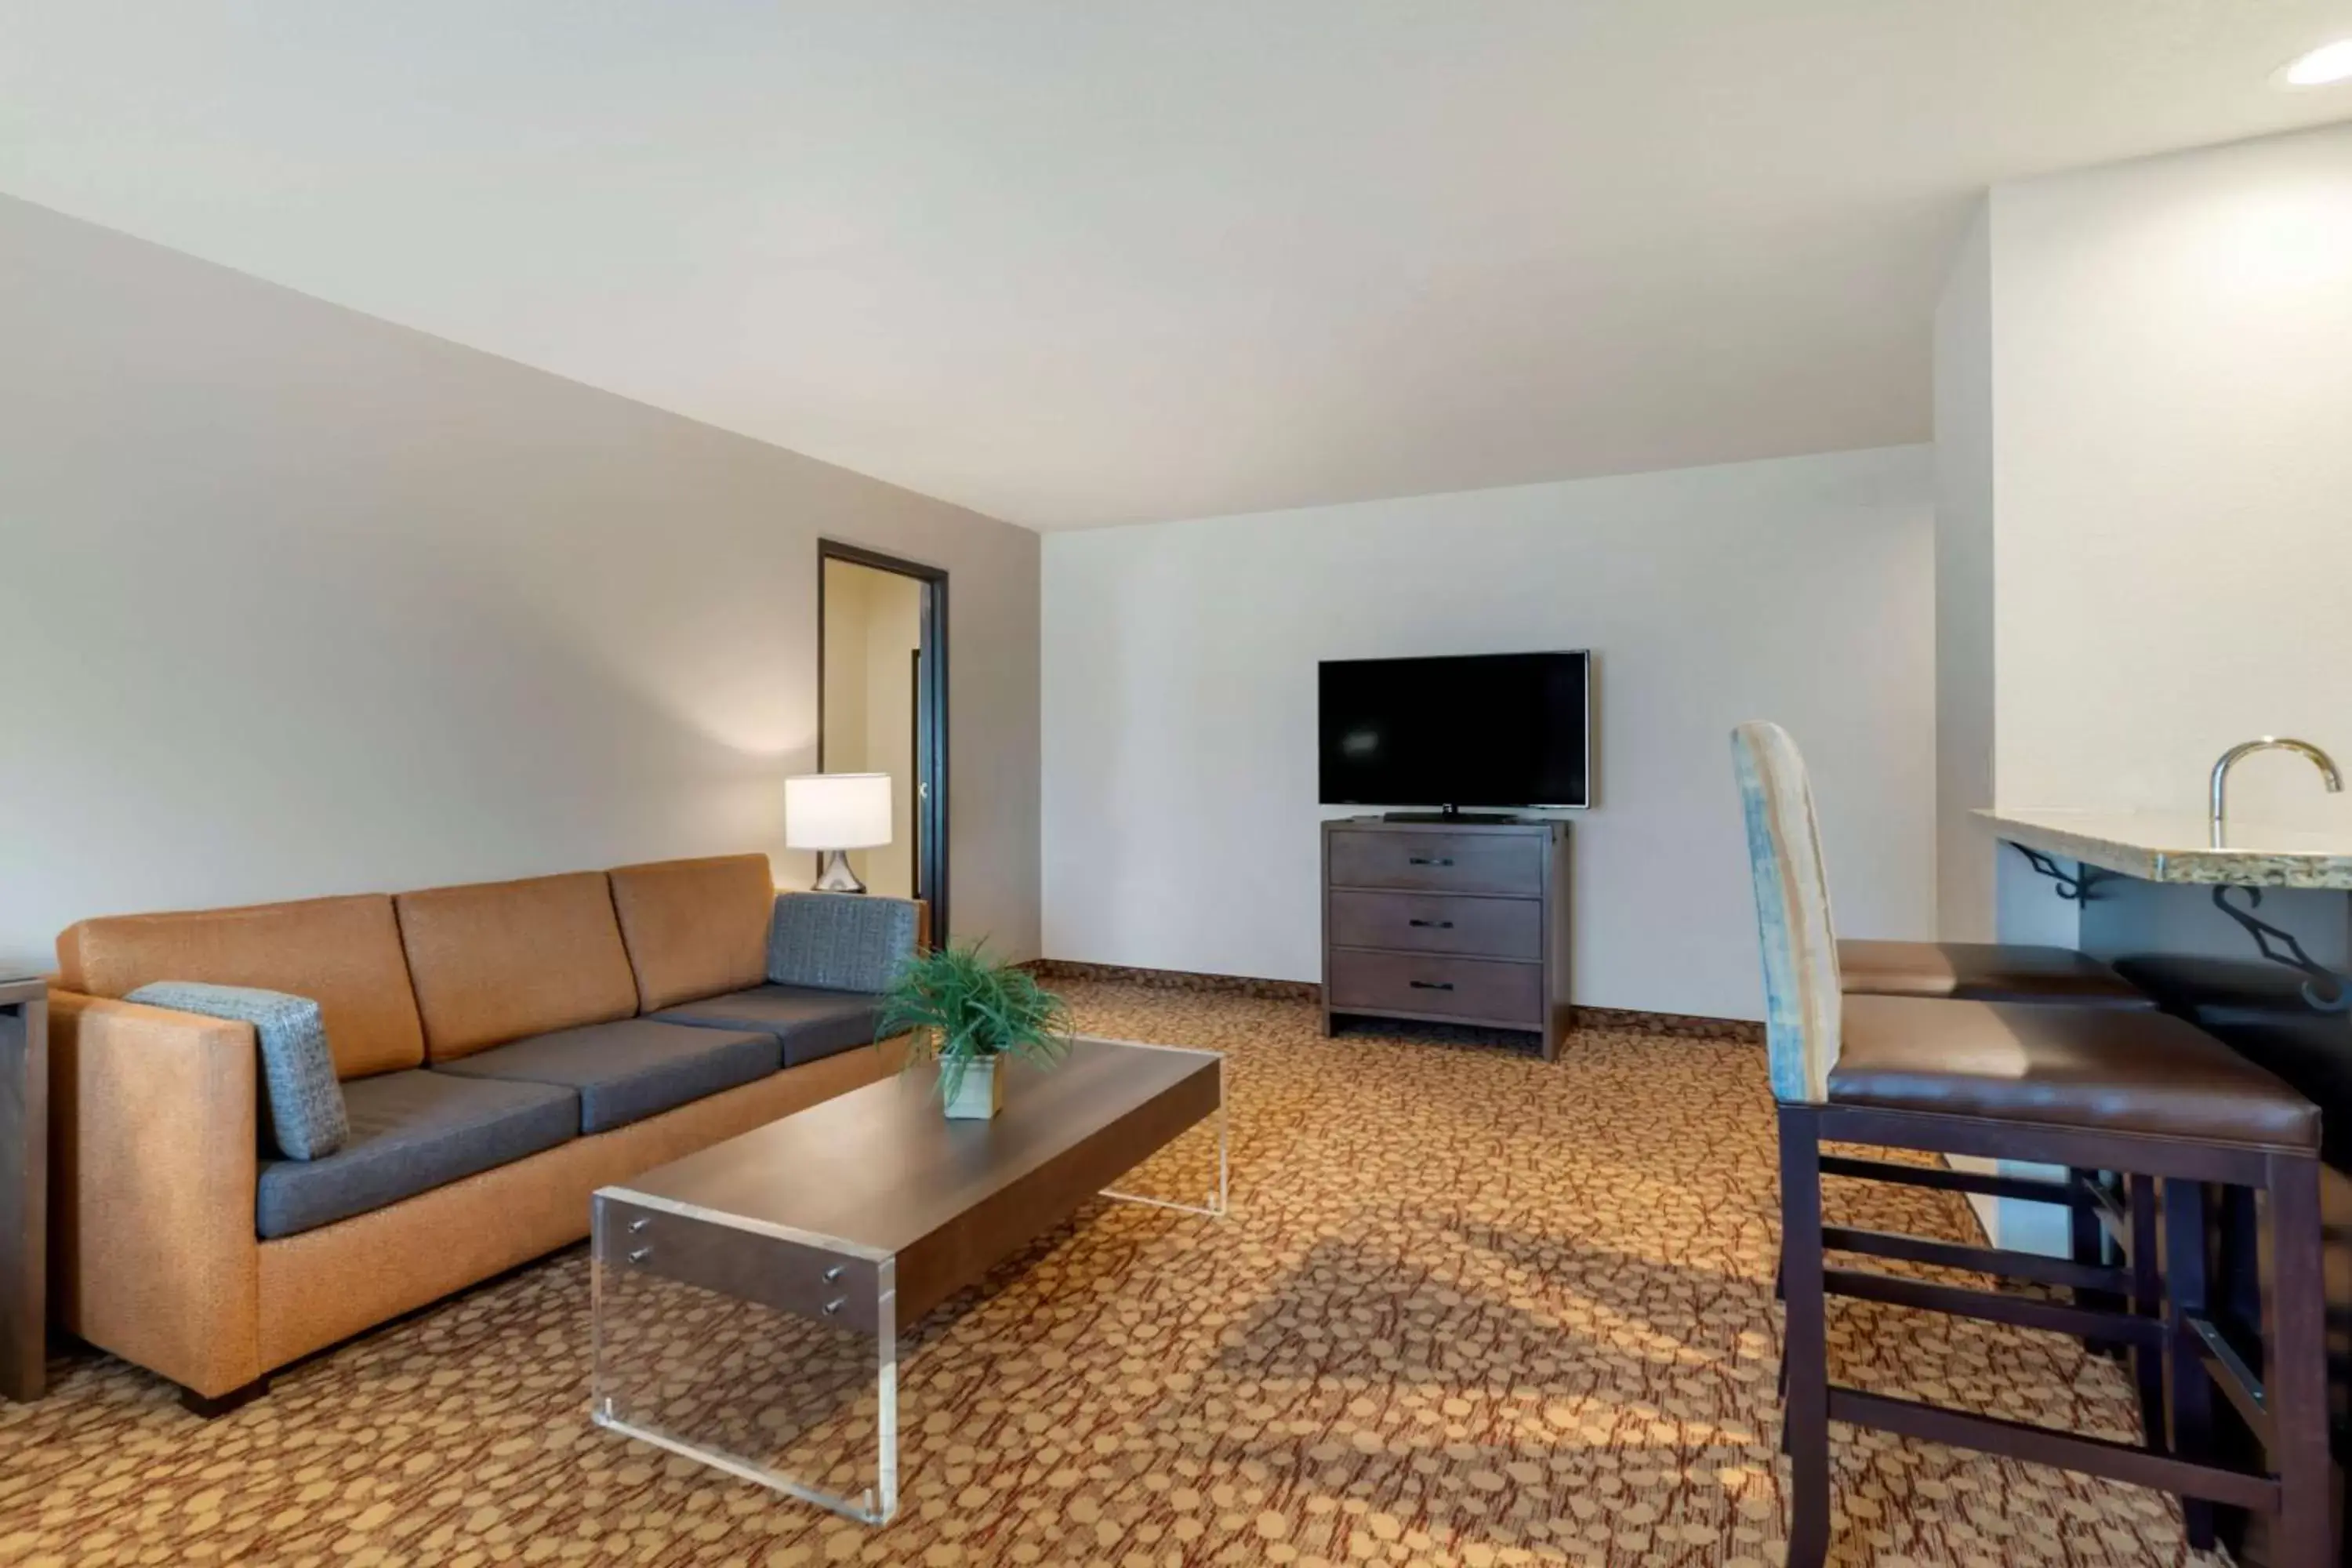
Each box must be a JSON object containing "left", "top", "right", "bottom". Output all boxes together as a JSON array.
[
  {"left": 652, "top": 985, "right": 880, "bottom": 1068},
  {"left": 256, "top": 1070, "right": 577, "bottom": 1240},
  {"left": 432, "top": 1018, "right": 779, "bottom": 1134}
]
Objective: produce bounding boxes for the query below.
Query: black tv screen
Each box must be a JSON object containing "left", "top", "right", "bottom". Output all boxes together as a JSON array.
[{"left": 1319, "top": 652, "right": 1591, "bottom": 809}]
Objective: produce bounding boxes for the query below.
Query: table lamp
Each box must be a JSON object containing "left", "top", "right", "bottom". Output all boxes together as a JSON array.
[{"left": 786, "top": 773, "right": 892, "bottom": 894}]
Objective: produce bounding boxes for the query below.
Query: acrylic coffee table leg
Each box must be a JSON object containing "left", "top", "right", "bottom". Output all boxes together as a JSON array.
[
  {"left": 589, "top": 1195, "right": 900, "bottom": 1523},
  {"left": 1102, "top": 1051, "right": 1229, "bottom": 1219}
]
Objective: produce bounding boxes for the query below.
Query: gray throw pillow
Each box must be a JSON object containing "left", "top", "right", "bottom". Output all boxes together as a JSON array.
[
  {"left": 126, "top": 981, "right": 350, "bottom": 1160},
  {"left": 768, "top": 894, "right": 919, "bottom": 994}
]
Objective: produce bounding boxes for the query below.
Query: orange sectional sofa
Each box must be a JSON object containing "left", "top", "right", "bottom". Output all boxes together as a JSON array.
[{"left": 46, "top": 854, "right": 912, "bottom": 1411}]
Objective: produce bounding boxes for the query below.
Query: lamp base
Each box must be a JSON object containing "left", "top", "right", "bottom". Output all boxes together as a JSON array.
[{"left": 812, "top": 850, "right": 868, "bottom": 894}]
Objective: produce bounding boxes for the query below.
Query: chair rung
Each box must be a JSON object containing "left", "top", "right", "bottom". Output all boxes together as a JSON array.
[
  {"left": 2085, "top": 1179, "right": 2132, "bottom": 1250},
  {"left": 1817, "top": 1155, "right": 2078, "bottom": 1207},
  {"left": 1823, "top": 1225, "right": 2127, "bottom": 1293},
  {"left": 2189, "top": 1315, "right": 2273, "bottom": 1446},
  {"left": 1824, "top": 1268, "right": 2161, "bottom": 1348},
  {"left": 1826, "top": 1386, "right": 2280, "bottom": 1512}
]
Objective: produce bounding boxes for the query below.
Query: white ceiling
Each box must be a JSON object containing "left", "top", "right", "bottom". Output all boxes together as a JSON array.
[{"left": 4, "top": 3, "right": 2350, "bottom": 529}]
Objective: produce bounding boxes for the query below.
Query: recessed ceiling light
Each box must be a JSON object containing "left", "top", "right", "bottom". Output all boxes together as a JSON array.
[{"left": 2280, "top": 38, "right": 2352, "bottom": 85}]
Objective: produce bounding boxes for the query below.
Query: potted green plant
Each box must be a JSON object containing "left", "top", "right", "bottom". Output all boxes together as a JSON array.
[{"left": 876, "top": 942, "right": 1075, "bottom": 1119}]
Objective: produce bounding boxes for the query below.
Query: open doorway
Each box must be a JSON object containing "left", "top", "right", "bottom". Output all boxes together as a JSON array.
[{"left": 818, "top": 541, "right": 947, "bottom": 941}]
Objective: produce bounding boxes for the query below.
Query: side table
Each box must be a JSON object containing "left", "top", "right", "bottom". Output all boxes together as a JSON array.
[{"left": 1, "top": 977, "right": 49, "bottom": 1401}]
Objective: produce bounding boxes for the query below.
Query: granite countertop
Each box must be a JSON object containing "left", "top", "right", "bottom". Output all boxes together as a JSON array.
[{"left": 1977, "top": 808, "right": 2352, "bottom": 890}]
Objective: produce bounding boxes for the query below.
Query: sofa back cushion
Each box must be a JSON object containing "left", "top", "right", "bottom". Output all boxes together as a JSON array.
[
  {"left": 768, "top": 893, "right": 922, "bottom": 994},
  {"left": 607, "top": 854, "right": 775, "bottom": 1012},
  {"left": 123, "top": 982, "right": 350, "bottom": 1160},
  {"left": 56, "top": 894, "right": 426, "bottom": 1080},
  {"left": 395, "top": 872, "right": 639, "bottom": 1062}
]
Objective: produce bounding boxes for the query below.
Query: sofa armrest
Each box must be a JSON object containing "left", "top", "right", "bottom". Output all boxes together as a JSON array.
[
  {"left": 768, "top": 894, "right": 921, "bottom": 993},
  {"left": 49, "top": 990, "right": 263, "bottom": 1396}
]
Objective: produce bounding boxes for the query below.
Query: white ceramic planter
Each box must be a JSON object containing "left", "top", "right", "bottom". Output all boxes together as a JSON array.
[{"left": 942, "top": 1057, "right": 1005, "bottom": 1120}]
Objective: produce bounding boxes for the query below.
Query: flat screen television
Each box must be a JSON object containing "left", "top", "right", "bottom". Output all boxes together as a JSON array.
[{"left": 1319, "top": 651, "right": 1591, "bottom": 811}]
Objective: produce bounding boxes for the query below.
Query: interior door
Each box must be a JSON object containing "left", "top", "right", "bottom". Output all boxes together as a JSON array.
[{"left": 818, "top": 541, "right": 948, "bottom": 939}]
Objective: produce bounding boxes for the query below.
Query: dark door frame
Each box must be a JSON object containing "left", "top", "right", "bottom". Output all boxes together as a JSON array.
[{"left": 816, "top": 539, "right": 949, "bottom": 944}]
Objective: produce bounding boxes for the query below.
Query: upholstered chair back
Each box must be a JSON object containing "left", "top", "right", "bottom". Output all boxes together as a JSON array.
[{"left": 1731, "top": 721, "right": 1842, "bottom": 1103}]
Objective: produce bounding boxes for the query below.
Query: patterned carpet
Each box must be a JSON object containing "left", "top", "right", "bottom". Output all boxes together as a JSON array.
[{"left": 0, "top": 982, "right": 2216, "bottom": 1566}]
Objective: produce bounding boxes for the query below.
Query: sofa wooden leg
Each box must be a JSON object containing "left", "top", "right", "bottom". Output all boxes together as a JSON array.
[{"left": 179, "top": 1375, "right": 269, "bottom": 1418}]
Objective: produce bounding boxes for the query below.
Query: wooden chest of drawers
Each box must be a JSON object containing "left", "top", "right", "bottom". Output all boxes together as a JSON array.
[{"left": 1320, "top": 818, "right": 1571, "bottom": 1059}]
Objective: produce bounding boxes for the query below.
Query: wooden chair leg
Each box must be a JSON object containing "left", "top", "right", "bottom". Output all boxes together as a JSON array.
[
  {"left": 1773, "top": 1250, "right": 1788, "bottom": 1414},
  {"left": 2071, "top": 1167, "right": 2126, "bottom": 1356},
  {"left": 2067, "top": 1167, "right": 2101, "bottom": 1266},
  {"left": 2126, "top": 1172, "right": 2165, "bottom": 1454},
  {"left": 1778, "top": 1103, "right": 1831, "bottom": 1568},
  {"left": 2263, "top": 1154, "right": 2332, "bottom": 1568},
  {"left": 2161, "top": 1177, "right": 2217, "bottom": 1552}
]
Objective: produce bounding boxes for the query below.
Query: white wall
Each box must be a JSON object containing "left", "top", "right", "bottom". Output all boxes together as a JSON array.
[
  {"left": 1932, "top": 204, "right": 1999, "bottom": 942},
  {"left": 0, "top": 196, "right": 1040, "bottom": 972},
  {"left": 1044, "top": 446, "right": 1936, "bottom": 1019},
  {"left": 1935, "top": 125, "right": 2352, "bottom": 949},
  {"left": 1989, "top": 122, "right": 2352, "bottom": 829}
]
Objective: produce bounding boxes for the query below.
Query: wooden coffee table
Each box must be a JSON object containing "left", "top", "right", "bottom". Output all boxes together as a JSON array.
[{"left": 589, "top": 1036, "right": 1225, "bottom": 1523}]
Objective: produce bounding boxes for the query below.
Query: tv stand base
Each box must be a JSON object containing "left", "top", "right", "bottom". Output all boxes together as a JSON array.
[{"left": 1323, "top": 818, "right": 1572, "bottom": 1061}]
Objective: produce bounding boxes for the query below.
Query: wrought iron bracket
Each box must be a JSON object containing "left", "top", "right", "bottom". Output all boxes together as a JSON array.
[
  {"left": 2209, "top": 885, "right": 2352, "bottom": 1014},
  {"left": 2008, "top": 842, "right": 2115, "bottom": 903}
]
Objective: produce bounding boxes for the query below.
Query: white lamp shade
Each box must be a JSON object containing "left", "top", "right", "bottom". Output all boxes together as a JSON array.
[{"left": 785, "top": 773, "right": 893, "bottom": 850}]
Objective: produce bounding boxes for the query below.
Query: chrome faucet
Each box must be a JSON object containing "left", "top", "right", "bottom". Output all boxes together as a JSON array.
[{"left": 2210, "top": 736, "right": 2343, "bottom": 844}]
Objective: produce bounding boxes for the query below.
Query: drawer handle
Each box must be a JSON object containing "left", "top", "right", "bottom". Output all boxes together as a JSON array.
[
  {"left": 1409, "top": 980, "right": 1456, "bottom": 991},
  {"left": 823, "top": 1265, "right": 845, "bottom": 1283},
  {"left": 1407, "top": 918, "right": 1454, "bottom": 929},
  {"left": 1407, "top": 856, "right": 1455, "bottom": 867},
  {"left": 626, "top": 1247, "right": 652, "bottom": 1264},
  {"left": 627, "top": 1218, "right": 651, "bottom": 1233},
  {"left": 823, "top": 1298, "right": 847, "bottom": 1317}
]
